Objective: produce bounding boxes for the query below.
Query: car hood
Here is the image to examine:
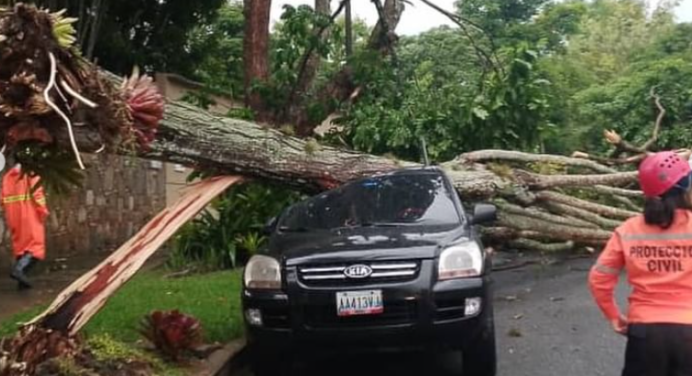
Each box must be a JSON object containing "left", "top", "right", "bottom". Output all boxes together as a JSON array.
[{"left": 265, "top": 226, "right": 468, "bottom": 266}]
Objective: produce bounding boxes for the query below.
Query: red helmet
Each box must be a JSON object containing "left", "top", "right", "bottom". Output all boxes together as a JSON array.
[{"left": 639, "top": 151, "right": 691, "bottom": 197}]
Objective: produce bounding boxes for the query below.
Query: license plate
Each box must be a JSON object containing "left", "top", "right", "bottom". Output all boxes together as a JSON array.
[{"left": 336, "top": 290, "right": 383, "bottom": 317}]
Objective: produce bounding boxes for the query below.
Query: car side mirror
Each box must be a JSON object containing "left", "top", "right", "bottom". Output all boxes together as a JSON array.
[
  {"left": 263, "top": 216, "right": 278, "bottom": 235},
  {"left": 470, "top": 204, "right": 497, "bottom": 225}
]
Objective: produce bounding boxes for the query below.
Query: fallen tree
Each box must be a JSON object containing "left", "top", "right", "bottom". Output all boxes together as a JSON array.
[
  {"left": 0, "top": 3, "right": 676, "bottom": 374},
  {"left": 0, "top": 4, "right": 659, "bottom": 252}
]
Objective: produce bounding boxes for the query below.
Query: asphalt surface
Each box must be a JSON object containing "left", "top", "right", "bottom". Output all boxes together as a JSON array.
[{"left": 230, "top": 258, "right": 630, "bottom": 376}]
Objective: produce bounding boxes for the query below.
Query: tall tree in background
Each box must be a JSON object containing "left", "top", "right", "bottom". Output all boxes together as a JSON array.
[
  {"left": 285, "top": 0, "right": 332, "bottom": 130},
  {"left": 243, "top": 0, "right": 272, "bottom": 117}
]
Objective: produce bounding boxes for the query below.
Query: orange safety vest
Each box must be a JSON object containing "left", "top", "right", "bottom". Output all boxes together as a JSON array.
[
  {"left": 589, "top": 209, "right": 692, "bottom": 325},
  {"left": 1, "top": 166, "right": 49, "bottom": 260}
]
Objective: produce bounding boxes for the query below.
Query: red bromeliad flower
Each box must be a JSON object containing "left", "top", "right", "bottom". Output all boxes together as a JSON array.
[
  {"left": 121, "top": 67, "right": 165, "bottom": 150},
  {"left": 139, "top": 310, "right": 202, "bottom": 361}
]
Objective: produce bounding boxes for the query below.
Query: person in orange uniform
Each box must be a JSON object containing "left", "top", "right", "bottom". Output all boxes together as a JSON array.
[
  {"left": 589, "top": 151, "right": 692, "bottom": 375},
  {"left": 1, "top": 164, "right": 49, "bottom": 289}
]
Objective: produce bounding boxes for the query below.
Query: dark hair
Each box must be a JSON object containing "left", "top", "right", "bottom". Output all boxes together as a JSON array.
[{"left": 644, "top": 190, "right": 692, "bottom": 228}]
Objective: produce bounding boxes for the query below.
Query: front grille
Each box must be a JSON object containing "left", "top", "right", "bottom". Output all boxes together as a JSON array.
[
  {"left": 303, "top": 299, "right": 418, "bottom": 328},
  {"left": 298, "top": 261, "right": 420, "bottom": 286}
]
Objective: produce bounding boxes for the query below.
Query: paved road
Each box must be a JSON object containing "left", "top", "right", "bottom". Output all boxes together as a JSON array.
[{"left": 230, "top": 258, "right": 630, "bottom": 376}]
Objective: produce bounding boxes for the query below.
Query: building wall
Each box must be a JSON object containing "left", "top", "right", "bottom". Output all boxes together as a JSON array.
[
  {"left": 0, "top": 154, "right": 166, "bottom": 268},
  {"left": 45, "top": 154, "right": 167, "bottom": 258},
  {"left": 155, "top": 73, "right": 242, "bottom": 117}
]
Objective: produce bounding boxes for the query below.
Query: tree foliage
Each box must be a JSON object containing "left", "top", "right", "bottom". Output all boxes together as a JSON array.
[{"left": 186, "top": 1, "right": 245, "bottom": 97}]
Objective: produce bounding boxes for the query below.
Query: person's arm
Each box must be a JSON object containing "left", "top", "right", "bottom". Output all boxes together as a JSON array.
[
  {"left": 30, "top": 179, "right": 49, "bottom": 220},
  {"left": 588, "top": 231, "right": 625, "bottom": 323}
]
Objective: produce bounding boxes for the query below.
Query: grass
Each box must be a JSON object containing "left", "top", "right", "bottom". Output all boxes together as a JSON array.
[
  {"left": 0, "top": 305, "right": 46, "bottom": 337},
  {"left": 0, "top": 269, "right": 244, "bottom": 344}
]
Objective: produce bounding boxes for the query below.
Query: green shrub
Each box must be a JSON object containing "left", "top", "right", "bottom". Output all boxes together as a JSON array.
[{"left": 169, "top": 181, "right": 302, "bottom": 271}]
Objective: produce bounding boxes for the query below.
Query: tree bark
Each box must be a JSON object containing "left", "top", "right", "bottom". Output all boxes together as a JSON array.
[
  {"left": 69, "top": 99, "right": 408, "bottom": 192},
  {"left": 243, "top": 0, "right": 272, "bottom": 118},
  {"left": 368, "top": 0, "right": 404, "bottom": 50},
  {"left": 345, "top": 0, "right": 353, "bottom": 57},
  {"left": 298, "top": 0, "right": 331, "bottom": 94}
]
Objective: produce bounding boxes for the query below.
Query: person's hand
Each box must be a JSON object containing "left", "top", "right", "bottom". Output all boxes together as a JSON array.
[{"left": 611, "top": 314, "right": 628, "bottom": 336}]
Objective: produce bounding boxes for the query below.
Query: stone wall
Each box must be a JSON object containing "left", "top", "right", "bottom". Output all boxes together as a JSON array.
[{"left": 0, "top": 153, "right": 166, "bottom": 266}]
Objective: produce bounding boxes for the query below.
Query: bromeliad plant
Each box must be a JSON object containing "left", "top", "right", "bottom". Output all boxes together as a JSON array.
[
  {"left": 0, "top": 4, "right": 165, "bottom": 192},
  {"left": 138, "top": 310, "right": 202, "bottom": 362}
]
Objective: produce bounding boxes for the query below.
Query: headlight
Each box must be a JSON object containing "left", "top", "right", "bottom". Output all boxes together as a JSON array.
[
  {"left": 438, "top": 241, "right": 483, "bottom": 280},
  {"left": 244, "top": 255, "right": 281, "bottom": 289}
]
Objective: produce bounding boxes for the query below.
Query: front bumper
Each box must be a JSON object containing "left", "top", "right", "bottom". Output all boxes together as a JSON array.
[{"left": 241, "top": 260, "right": 493, "bottom": 354}]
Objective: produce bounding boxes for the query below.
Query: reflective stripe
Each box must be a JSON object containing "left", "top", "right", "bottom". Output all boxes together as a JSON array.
[
  {"left": 2, "top": 194, "right": 46, "bottom": 205},
  {"left": 594, "top": 264, "right": 621, "bottom": 275},
  {"left": 2, "top": 194, "right": 30, "bottom": 204},
  {"left": 621, "top": 233, "right": 692, "bottom": 241}
]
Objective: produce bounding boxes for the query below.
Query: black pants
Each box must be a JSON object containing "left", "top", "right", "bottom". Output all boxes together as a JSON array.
[{"left": 623, "top": 324, "right": 692, "bottom": 376}]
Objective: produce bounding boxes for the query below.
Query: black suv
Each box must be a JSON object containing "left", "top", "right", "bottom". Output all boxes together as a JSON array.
[{"left": 241, "top": 167, "right": 498, "bottom": 375}]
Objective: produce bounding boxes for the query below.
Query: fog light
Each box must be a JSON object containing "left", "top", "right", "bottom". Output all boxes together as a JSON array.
[
  {"left": 465, "top": 297, "right": 482, "bottom": 316},
  {"left": 245, "top": 309, "right": 263, "bottom": 326}
]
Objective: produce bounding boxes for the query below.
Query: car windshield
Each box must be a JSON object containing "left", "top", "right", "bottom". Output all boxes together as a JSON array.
[{"left": 278, "top": 172, "right": 462, "bottom": 231}]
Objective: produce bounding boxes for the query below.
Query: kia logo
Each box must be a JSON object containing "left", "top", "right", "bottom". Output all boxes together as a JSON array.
[{"left": 344, "top": 264, "right": 373, "bottom": 279}]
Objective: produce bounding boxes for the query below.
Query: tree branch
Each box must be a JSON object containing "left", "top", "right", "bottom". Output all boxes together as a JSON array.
[
  {"left": 286, "top": 0, "right": 347, "bottom": 116},
  {"left": 642, "top": 86, "right": 666, "bottom": 151},
  {"left": 571, "top": 149, "right": 646, "bottom": 166},
  {"left": 516, "top": 170, "right": 638, "bottom": 190},
  {"left": 542, "top": 201, "right": 622, "bottom": 229},
  {"left": 497, "top": 213, "right": 612, "bottom": 243},
  {"left": 416, "top": 0, "right": 503, "bottom": 77},
  {"left": 508, "top": 239, "right": 576, "bottom": 253},
  {"left": 593, "top": 185, "right": 642, "bottom": 198},
  {"left": 453, "top": 149, "right": 616, "bottom": 173},
  {"left": 367, "top": 0, "right": 404, "bottom": 50},
  {"left": 495, "top": 199, "right": 598, "bottom": 229},
  {"left": 536, "top": 191, "right": 638, "bottom": 219}
]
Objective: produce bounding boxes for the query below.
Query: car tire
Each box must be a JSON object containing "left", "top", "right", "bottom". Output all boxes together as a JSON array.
[
  {"left": 462, "top": 332, "right": 496, "bottom": 376},
  {"left": 461, "top": 309, "right": 497, "bottom": 376},
  {"left": 249, "top": 346, "right": 293, "bottom": 376}
]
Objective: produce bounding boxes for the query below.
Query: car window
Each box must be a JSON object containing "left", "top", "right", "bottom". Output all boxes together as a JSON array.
[{"left": 278, "top": 172, "right": 462, "bottom": 231}]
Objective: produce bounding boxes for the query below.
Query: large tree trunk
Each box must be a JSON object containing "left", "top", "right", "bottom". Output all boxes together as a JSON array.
[
  {"left": 295, "top": 0, "right": 330, "bottom": 95},
  {"left": 65, "top": 91, "right": 640, "bottom": 250},
  {"left": 243, "top": 0, "right": 272, "bottom": 118},
  {"left": 294, "top": 0, "right": 406, "bottom": 136},
  {"left": 344, "top": 0, "right": 353, "bottom": 57}
]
